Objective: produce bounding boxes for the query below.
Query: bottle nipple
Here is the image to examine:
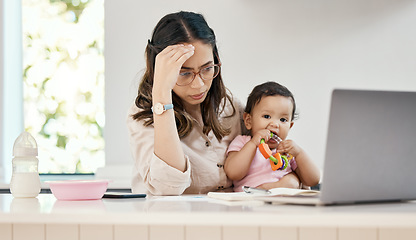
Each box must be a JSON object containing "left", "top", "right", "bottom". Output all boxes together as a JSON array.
[{"left": 13, "top": 131, "right": 38, "bottom": 157}]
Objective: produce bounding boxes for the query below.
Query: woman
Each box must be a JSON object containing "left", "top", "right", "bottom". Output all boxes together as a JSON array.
[{"left": 127, "top": 11, "right": 300, "bottom": 195}]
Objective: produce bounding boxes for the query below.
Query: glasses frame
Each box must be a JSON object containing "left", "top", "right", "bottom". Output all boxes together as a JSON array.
[{"left": 176, "top": 63, "right": 222, "bottom": 86}]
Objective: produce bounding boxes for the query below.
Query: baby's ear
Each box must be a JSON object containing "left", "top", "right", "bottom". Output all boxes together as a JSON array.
[
  {"left": 290, "top": 121, "right": 294, "bottom": 129},
  {"left": 243, "top": 112, "right": 252, "bottom": 130}
]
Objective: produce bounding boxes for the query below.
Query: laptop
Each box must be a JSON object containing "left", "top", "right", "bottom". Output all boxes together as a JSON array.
[{"left": 261, "top": 89, "right": 416, "bottom": 205}]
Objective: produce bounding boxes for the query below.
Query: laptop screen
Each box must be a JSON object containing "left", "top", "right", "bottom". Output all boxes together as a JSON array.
[{"left": 320, "top": 89, "right": 416, "bottom": 204}]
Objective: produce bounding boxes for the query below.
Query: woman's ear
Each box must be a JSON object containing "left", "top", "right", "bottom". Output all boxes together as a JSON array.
[{"left": 243, "top": 112, "right": 252, "bottom": 130}]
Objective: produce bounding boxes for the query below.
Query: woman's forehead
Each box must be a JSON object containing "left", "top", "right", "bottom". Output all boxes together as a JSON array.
[{"left": 182, "top": 41, "right": 214, "bottom": 68}]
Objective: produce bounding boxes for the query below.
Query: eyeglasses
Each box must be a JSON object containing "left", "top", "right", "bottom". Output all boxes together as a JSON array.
[{"left": 177, "top": 64, "right": 221, "bottom": 86}]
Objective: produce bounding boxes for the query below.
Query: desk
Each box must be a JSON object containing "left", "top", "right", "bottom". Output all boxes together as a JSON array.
[{"left": 0, "top": 194, "right": 416, "bottom": 240}]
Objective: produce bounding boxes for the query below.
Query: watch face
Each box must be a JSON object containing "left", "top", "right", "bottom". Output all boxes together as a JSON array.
[{"left": 154, "top": 103, "right": 164, "bottom": 115}]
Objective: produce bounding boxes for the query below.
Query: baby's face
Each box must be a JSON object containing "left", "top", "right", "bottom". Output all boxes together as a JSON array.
[{"left": 248, "top": 95, "right": 293, "bottom": 149}]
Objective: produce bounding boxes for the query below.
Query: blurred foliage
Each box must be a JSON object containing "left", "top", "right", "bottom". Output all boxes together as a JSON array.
[
  {"left": 22, "top": 0, "right": 105, "bottom": 173},
  {"left": 49, "top": 0, "right": 89, "bottom": 22}
]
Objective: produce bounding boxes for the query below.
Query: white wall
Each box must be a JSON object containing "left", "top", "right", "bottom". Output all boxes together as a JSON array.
[{"left": 107, "top": 0, "right": 416, "bottom": 170}]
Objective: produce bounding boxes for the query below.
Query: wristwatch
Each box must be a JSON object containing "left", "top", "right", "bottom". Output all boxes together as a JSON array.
[{"left": 151, "top": 103, "right": 174, "bottom": 115}]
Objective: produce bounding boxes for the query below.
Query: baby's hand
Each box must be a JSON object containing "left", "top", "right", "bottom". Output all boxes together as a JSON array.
[
  {"left": 250, "top": 129, "right": 271, "bottom": 147},
  {"left": 277, "top": 139, "right": 302, "bottom": 157}
]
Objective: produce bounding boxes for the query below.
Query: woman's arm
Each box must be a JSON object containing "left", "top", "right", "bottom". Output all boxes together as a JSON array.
[
  {"left": 152, "top": 44, "right": 195, "bottom": 172},
  {"left": 127, "top": 45, "right": 196, "bottom": 195},
  {"left": 127, "top": 105, "right": 191, "bottom": 195}
]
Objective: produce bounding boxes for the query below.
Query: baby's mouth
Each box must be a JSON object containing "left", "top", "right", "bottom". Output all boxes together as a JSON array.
[
  {"left": 268, "top": 138, "right": 278, "bottom": 145},
  {"left": 269, "top": 132, "right": 282, "bottom": 144}
]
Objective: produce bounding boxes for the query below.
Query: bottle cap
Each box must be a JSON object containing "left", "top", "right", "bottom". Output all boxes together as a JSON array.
[{"left": 13, "top": 131, "right": 38, "bottom": 157}]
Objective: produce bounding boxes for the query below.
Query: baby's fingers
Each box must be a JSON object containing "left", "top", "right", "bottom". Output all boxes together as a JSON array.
[
  {"left": 260, "top": 130, "right": 272, "bottom": 142},
  {"left": 277, "top": 141, "right": 291, "bottom": 154}
]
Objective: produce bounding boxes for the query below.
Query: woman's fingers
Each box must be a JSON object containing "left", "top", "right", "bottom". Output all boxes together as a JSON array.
[
  {"left": 153, "top": 44, "right": 195, "bottom": 90},
  {"left": 176, "top": 47, "right": 195, "bottom": 64},
  {"left": 168, "top": 45, "right": 195, "bottom": 64},
  {"left": 159, "top": 44, "right": 194, "bottom": 63}
]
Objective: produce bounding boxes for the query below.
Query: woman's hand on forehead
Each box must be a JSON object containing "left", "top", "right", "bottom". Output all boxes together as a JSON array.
[{"left": 153, "top": 44, "right": 195, "bottom": 90}]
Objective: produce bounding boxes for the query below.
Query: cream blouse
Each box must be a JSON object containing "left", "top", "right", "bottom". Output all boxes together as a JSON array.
[{"left": 126, "top": 97, "right": 244, "bottom": 195}]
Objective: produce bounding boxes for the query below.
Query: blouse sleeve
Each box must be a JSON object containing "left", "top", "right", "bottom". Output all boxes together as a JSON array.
[
  {"left": 126, "top": 104, "right": 191, "bottom": 195},
  {"left": 226, "top": 135, "right": 251, "bottom": 155}
]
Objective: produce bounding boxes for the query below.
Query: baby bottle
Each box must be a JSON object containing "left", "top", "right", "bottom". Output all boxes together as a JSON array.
[{"left": 10, "top": 131, "right": 41, "bottom": 198}]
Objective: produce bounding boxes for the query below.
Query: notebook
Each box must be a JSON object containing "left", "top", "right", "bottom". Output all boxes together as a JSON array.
[
  {"left": 209, "top": 89, "right": 416, "bottom": 205},
  {"left": 261, "top": 89, "right": 416, "bottom": 205},
  {"left": 207, "top": 186, "right": 319, "bottom": 201}
]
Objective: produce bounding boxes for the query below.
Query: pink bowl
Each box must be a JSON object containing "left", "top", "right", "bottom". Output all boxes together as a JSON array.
[{"left": 47, "top": 180, "right": 109, "bottom": 201}]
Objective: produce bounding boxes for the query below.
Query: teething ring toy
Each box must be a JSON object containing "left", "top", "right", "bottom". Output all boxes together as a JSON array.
[{"left": 258, "top": 133, "right": 290, "bottom": 171}]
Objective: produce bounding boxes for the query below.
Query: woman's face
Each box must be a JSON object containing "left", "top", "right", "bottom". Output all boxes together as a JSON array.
[{"left": 172, "top": 41, "right": 214, "bottom": 110}]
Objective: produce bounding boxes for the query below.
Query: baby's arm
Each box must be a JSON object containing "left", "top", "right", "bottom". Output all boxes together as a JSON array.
[
  {"left": 277, "top": 140, "right": 321, "bottom": 187},
  {"left": 224, "top": 130, "right": 270, "bottom": 181}
]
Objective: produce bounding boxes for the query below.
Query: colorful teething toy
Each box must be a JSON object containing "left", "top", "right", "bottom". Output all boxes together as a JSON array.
[{"left": 259, "top": 133, "right": 292, "bottom": 171}]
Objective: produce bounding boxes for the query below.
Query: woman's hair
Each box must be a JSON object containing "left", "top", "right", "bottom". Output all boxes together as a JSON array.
[
  {"left": 245, "top": 81, "right": 298, "bottom": 121},
  {"left": 132, "top": 11, "right": 235, "bottom": 140}
]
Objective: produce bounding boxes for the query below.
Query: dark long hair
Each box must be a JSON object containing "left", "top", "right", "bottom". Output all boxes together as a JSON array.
[{"left": 132, "top": 11, "right": 235, "bottom": 140}]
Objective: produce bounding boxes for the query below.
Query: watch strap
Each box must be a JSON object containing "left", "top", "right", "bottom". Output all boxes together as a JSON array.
[
  {"left": 151, "top": 103, "right": 174, "bottom": 114},
  {"left": 164, "top": 104, "right": 173, "bottom": 111}
]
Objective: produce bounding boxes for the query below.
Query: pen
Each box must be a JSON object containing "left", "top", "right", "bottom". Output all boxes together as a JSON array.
[{"left": 242, "top": 186, "right": 271, "bottom": 194}]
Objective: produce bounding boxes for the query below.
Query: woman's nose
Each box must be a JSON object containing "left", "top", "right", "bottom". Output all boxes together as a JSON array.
[{"left": 190, "top": 74, "right": 204, "bottom": 88}]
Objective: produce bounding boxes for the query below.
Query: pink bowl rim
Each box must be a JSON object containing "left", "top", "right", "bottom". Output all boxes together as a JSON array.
[
  {"left": 46, "top": 179, "right": 110, "bottom": 186},
  {"left": 46, "top": 180, "right": 110, "bottom": 201}
]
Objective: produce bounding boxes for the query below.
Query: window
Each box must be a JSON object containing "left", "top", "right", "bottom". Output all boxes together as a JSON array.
[{"left": 22, "top": 0, "right": 105, "bottom": 173}]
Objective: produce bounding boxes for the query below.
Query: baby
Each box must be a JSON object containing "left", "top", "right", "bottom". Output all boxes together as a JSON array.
[{"left": 224, "top": 81, "right": 320, "bottom": 192}]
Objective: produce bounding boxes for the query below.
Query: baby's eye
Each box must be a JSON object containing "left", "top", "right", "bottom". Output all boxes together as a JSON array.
[
  {"left": 263, "top": 115, "right": 271, "bottom": 119},
  {"left": 280, "top": 118, "right": 288, "bottom": 123}
]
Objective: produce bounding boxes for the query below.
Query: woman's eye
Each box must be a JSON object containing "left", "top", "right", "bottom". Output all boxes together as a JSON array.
[
  {"left": 201, "top": 66, "right": 214, "bottom": 73},
  {"left": 179, "top": 72, "right": 192, "bottom": 77}
]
